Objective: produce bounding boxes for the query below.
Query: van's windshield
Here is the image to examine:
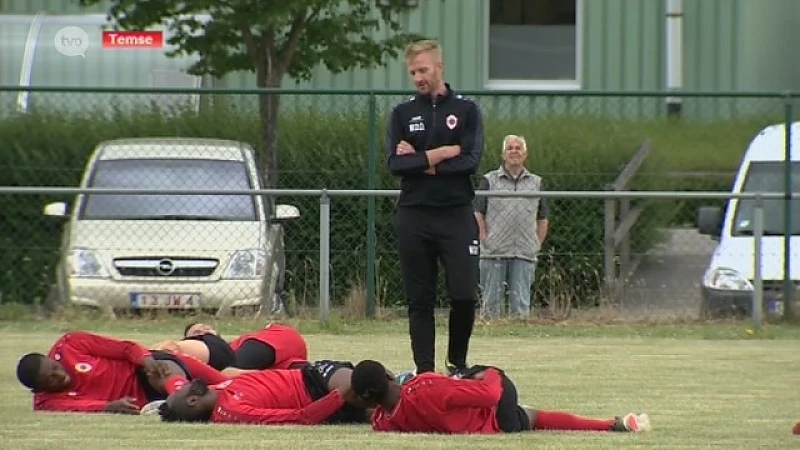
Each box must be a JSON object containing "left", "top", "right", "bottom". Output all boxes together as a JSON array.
[
  {"left": 732, "top": 161, "right": 800, "bottom": 236},
  {"left": 79, "top": 158, "right": 258, "bottom": 221}
]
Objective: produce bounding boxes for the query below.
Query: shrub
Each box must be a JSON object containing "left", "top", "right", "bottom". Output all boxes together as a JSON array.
[{"left": 0, "top": 97, "right": 775, "bottom": 311}]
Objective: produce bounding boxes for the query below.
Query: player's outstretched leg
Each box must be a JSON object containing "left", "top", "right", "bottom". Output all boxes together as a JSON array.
[{"left": 522, "top": 407, "right": 651, "bottom": 433}]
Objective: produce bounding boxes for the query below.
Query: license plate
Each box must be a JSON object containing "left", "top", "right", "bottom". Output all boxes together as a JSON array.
[{"left": 130, "top": 293, "right": 201, "bottom": 309}]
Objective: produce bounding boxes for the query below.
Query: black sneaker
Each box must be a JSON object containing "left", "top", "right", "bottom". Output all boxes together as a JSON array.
[{"left": 445, "top": 360, "right": 469, "bottom": 379}]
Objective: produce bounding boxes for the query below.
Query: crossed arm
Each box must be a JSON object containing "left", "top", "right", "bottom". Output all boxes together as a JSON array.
[{"left": 386, "top": 103, "right": 484, "bottom": 176}]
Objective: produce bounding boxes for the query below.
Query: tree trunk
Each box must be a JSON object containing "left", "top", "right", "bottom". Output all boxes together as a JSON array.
[{"left": 257, "top": 71, "right": 282, "bottom": 188}]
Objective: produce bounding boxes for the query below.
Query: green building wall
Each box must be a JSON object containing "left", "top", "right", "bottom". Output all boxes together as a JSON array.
[
  {"left": 0, "top": 13, "right": 204, "bottom": 115},
  {"left": 1, "top": 0, "right": 797, "bottom": 120},
  {"left": 581, "top": 0, "right": 665, "bottom": 118},
  {"left": 680, "top": 0, "right": 800, "bottom": 119},
  {"left": 216, "top": 0, "right": 486, "bottom": 115},
  {"left": 682, "top": 0, "right": 748, "bottom": 119}
]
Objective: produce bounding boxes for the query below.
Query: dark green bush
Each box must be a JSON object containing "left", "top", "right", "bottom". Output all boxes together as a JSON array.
[{"left": 0, "top": 97, "right": 774, "bottom": 310}]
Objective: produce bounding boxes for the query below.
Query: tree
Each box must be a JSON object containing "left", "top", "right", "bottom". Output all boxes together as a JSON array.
[{"left": 78, "top": 0, "right": 423, "bottom": 186}]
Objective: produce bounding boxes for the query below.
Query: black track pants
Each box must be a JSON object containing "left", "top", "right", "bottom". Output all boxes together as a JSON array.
[{"left": 394, "top": 204, "right": 479, "bottom": 373}]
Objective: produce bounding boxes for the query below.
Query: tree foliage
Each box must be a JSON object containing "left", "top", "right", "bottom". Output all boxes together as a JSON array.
[
  {"left": 77, "top": 0, "right": 424, "bottom": 183},
  {"left": 80, "top": 0, "right": 421, "bottom": 83}
]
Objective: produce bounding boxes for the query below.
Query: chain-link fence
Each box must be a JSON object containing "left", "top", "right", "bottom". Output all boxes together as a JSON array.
[
  {"left": 1, "top": 185, "right": 797, "bottom": 327},
  {"left": 1, "top": 87, "right": 798, "bottom": 323}
]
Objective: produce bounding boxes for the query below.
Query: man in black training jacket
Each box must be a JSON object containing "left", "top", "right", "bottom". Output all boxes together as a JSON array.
[{"left": 385, "top": 39, "right": 485, "bottom": 377}]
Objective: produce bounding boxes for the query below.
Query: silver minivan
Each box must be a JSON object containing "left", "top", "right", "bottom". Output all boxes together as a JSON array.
[{"left": 43, "top": 137, "right": 300, "bottom": 317}]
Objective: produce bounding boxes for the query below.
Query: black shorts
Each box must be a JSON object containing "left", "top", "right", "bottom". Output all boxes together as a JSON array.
[
  {"left": 459, "top": 365, "right": 530, "bottom": 432},
  {"left": 183, "top": 333, "right": 235, "bottom": 371},
  {"left": 300, "top": 360, "right": 367, "bottom": 424},
  {"left": 232, "top": 338, "right": 277, "bottom": 370},
  {"left": 495, "top": 373, "right": 531, "bottom": 433},
  {"left": 311, "top": 360, "right": 354, "bottom": 384},
  {"left": 136, "top": 350, "right": 191, "bottom": 402}
]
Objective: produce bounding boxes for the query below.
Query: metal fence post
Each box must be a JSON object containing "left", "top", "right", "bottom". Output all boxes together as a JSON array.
[
  {"left": 319, "top": 190, "right": 331, "bottom": 325},
  {"left": 603, "top": 185, "right": 617, "bottom": 298},
  {"left": 366, "top": 92, "right": 377, "bottom": 318},
  {"left": 783, "top": 98, "right": 794, "bottom": 321},
  {"left": 753, "top": 194, "right": 764, "bottom": 331}
]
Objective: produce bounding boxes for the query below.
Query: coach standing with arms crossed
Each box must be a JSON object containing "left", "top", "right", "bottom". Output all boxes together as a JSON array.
[{"left": 385, "top": 39, "right": 485, "bottom": 376}]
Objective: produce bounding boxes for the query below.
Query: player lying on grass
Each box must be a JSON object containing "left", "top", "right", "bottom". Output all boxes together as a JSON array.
[
  {"left": 350, "top": 360, "right": 651, "bottom": 435},
  {"left": 152, "top": 322, "right": 308, "bottom": 374},
  {"left": 157, "top": 360, "right": 369, "bottom": 425},
  {"left": 16, "top": 331, "right": 230, "bottom": 415}
]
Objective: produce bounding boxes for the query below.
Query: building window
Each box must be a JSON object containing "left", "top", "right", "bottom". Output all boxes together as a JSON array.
[{"left": 486, "top": 0, "right": 581, "bottom": 89}]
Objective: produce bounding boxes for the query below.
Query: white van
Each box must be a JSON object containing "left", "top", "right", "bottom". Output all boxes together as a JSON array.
[
  {"left": 696, "top": 121, "right": 800, "bottom": 318},
  {"left": 43, "top": 137, "right": 300, "bottom": 318}
]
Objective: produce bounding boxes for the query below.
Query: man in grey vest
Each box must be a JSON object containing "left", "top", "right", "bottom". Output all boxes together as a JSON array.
[{"left": 473, "top": 135, "right": 549, "bottom": 320}]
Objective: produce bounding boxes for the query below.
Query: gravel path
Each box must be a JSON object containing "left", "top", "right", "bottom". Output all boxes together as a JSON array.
[{"left": 618, "top": 228, "right": 717, "bottom": 319}]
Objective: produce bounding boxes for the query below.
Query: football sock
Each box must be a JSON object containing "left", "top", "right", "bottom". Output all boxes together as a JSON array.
[{"left": 533, "top": 410, "right": 615, "bottom": 431}]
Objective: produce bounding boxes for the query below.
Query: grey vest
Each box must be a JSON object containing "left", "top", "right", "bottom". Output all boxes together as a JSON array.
[{"left": 481, "top": 166, "right": 542, "bottom": 262}]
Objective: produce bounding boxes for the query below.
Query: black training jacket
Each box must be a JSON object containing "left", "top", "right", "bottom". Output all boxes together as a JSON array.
[{"left": 385, "top": 83, "right": 485, "bottom": 208}]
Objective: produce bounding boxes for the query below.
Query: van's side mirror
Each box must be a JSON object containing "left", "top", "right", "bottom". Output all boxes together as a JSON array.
[
  {"left": 696, "top": 206, "right": 722, "bottom": 237},
  {"left": 44, "top": 202, "right": 68, "bottom": 218},
  {"left": 271, "top": 204, "right": 300, "bottom": 222}
]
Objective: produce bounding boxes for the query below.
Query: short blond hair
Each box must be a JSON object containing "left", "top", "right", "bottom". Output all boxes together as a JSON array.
[
  {"left": 502, "top": 134, "right": 527, "bottom": 154},
  {"left": 404, "top": 39, "right": 442, "bottom": 61}
]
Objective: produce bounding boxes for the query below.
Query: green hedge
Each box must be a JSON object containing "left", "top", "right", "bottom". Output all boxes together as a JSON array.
[{"left": 0, "top": 100, "right": 775, "bottom": 310}]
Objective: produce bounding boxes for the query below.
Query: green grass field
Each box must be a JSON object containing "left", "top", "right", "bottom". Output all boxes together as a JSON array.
[{"left": 1, "top": 317, "right": 799, "bottom": 449}]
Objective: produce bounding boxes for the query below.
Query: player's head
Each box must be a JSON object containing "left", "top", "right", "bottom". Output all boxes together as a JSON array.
[
  {"left": 16, "top": 352, "right": 71, "bottom": 393},
  {"left": 502, "top": 134, "right": 528, "bottom": 166},
  {"left": 184, "top": 322, "right": 218, "bottom": 338},
  {"left": 350, "top": 360, "right": 400, "bottom": 408},
  {"left": 158, "top": 379, "right": 217, "bottom": 423},
  {"left": 404, "top": 39, "right": 444, "bottom": 96}
]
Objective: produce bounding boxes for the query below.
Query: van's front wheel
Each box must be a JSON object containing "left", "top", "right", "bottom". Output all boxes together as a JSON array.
[{"left": 700, "top": 293, "right": 748, "bottom": 319}]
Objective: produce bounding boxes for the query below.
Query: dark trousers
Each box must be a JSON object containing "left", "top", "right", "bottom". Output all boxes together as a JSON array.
[
  {"left": 183, "top": 333, "right": 235, "bottom": 371},
  {"left": 496, "top": 373, "right": 531, "bottom": 432},
  {"left": 394, "top": 204, "right": 479, "bottom": 373},
  {"left": 233, "top": 339, "right": 276, "bottom": 370},
  {"left": 301, "top": 361, "right": 367, "bottom": 424}
]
